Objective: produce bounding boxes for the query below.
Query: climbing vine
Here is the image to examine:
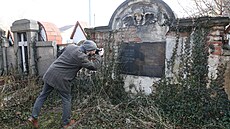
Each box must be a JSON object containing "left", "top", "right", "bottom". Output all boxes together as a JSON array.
[{"left": 155, "top": 21, "right": 230, "bottom": 128}]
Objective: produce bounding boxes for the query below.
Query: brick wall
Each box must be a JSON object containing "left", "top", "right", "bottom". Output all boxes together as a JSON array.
[
  {"left": 87, "top": 18, "right": 230, "bottom": 98},
  {"left": 207, "top": 26, "right": 225, "bottom": 55}
]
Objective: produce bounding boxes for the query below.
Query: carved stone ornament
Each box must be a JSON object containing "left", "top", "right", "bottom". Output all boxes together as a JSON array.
[{"left": 122, "top": 8, "right": 169, "bottom": 27}]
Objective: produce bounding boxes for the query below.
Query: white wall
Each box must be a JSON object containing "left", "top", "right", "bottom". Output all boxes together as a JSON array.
[
  {"left": 61, "top": 26, "right": 74, "bottom": 44},
  {"left": 73, "top": 27, "right": 86, "bottom": 44}
]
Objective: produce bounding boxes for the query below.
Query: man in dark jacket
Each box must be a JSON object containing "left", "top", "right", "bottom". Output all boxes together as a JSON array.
[{"left": 28, "top": 40, "right": 102, "bottom": 128}]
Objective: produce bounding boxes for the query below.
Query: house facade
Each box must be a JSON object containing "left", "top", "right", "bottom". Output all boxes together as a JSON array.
[{"left": 60, "top": 21, "right": 88, "bottom": 44}]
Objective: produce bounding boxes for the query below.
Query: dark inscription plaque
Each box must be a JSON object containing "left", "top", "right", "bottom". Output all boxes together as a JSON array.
[{"left": 119, "top": 42, "right": 165, "bottom": 77}]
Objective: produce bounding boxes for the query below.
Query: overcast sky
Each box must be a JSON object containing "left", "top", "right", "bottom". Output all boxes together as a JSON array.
[{"left": 0, "top": 0, "right": 192, "bottom": 29}]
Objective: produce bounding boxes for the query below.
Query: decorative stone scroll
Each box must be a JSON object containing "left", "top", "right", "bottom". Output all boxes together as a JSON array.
[{"left": 122, "top": 8, "right": 170, "bottom": 27}]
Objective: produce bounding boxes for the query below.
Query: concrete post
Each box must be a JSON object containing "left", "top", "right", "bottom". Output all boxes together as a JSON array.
[
  {"left": 0, "top": 30, "right": 5, "bottom": 75},
  {"left": 27, "top": 31, "right": 38, "bottom": 75},
  {"left": 11, "top": 19, "right": 39, "bottom": 76},
  {"left": 12, "top": 32, "right": 20, "bottom": 74},
  {"left": 2, "top": 37, "right": 9, "bottom": 74}
]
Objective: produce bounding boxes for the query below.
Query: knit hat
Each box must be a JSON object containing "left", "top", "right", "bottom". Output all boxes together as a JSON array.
[{"left": 82, "top": 40, "right": 98, "bottom": 51}]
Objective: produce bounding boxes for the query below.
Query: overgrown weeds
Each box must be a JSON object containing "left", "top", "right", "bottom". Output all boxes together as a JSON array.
[{"left": 0, "top": 34, "right": 171, "bottom": 129}]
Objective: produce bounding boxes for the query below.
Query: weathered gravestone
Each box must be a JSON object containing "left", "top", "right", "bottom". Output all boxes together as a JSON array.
[
  {"left": 86, "top": 0, "right": 175, "bottom": 94},
  {"left": 86, "top": 0, "right": 230, "bottom": 98}
]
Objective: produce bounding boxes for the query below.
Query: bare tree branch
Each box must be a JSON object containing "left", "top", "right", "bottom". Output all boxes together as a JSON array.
[
  {"left": 176, "top": 0, "right": 192, "bottom": 17},
  {"left": 181, "top": 0, "right": 230, "bottom": 17}
]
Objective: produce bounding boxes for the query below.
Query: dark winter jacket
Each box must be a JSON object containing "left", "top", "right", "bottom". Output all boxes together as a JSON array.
[{"left": 43, "top": 44, "right": 102, "bottom": 93}]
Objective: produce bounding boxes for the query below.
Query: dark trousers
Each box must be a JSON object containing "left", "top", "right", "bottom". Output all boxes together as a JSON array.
[{"left": 31, "top": 82, "right": 72, "bottom": 125}]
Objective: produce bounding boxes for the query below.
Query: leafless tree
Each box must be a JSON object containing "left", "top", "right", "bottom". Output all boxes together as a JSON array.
[{"left": 177, "top": 0, "right": 230, "bottom": 17}]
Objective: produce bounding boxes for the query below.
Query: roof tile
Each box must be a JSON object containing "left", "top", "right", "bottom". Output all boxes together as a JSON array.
[{"left": 38, "top": 21, "right": 62, "bottom": 44}]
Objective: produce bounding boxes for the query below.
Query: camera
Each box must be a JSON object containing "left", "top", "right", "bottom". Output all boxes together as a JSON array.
[
  {"left": 95, "top": 48, "right": 104, "bottom": 57},
  {"left": 95, "top": 48, "right": 102, "bottom": 55}
]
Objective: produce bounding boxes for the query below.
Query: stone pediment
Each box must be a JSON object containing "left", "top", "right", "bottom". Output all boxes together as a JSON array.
[{"left": 108, "top": 0, "right": 175, "bottom": 30}]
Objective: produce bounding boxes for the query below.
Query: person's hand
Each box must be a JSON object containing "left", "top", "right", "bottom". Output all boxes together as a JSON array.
[
  {"left": 98, "top": 48, "right": 104, "bottom": 57},
  {"left": 95, "top": 48, "right": 104, "bottom": 57}
]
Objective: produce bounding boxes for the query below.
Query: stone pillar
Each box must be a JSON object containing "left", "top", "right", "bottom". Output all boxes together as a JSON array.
[
  {"left": 207, "top": 26, "right": 225, "bottom": 80},
  {"left": 223, "top": 56, "right": 230, "bottom": 100},
  {"left": 27, "top": 31, "right": 38, "bottom": 75},
  {"left": 206, "top": 24, "right": 230, "bottom": 99},
  {"left": 2, "top": 36, "right": 9, "bottom": 74},
  {"left": 0, "top": 29, "right": 5, "bottom": 75},
  {"left": 207, "top": 26, "right": 224, "bottom": 56},
  {"left": 12, "top": 31, "right": 20, "bottom": 73},
  {"left": 11, "top": 19, "right": 39, "bottom": 75}
]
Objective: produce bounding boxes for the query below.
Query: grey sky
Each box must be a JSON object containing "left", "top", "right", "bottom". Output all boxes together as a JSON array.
[{"left": 0, "top": 0, "right": 192, "bottom": 29}]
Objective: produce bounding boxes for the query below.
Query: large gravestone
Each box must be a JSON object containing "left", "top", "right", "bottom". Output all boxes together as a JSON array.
[
  {"left": 86, "top": 0, "right": 175, "bottom": 94},
  {"left": 108, "top": 0, "right": 175, "bottom": 78}
]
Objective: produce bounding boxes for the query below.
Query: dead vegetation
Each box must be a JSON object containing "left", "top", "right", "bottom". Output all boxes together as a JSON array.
[{"left": 0, "top": 73, "right": 172, "bottom": 129}]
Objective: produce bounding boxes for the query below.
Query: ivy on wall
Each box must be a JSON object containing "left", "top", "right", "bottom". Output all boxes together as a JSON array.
[{"left": 155, "top": 21, "right": 230, "bottom": 128}]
